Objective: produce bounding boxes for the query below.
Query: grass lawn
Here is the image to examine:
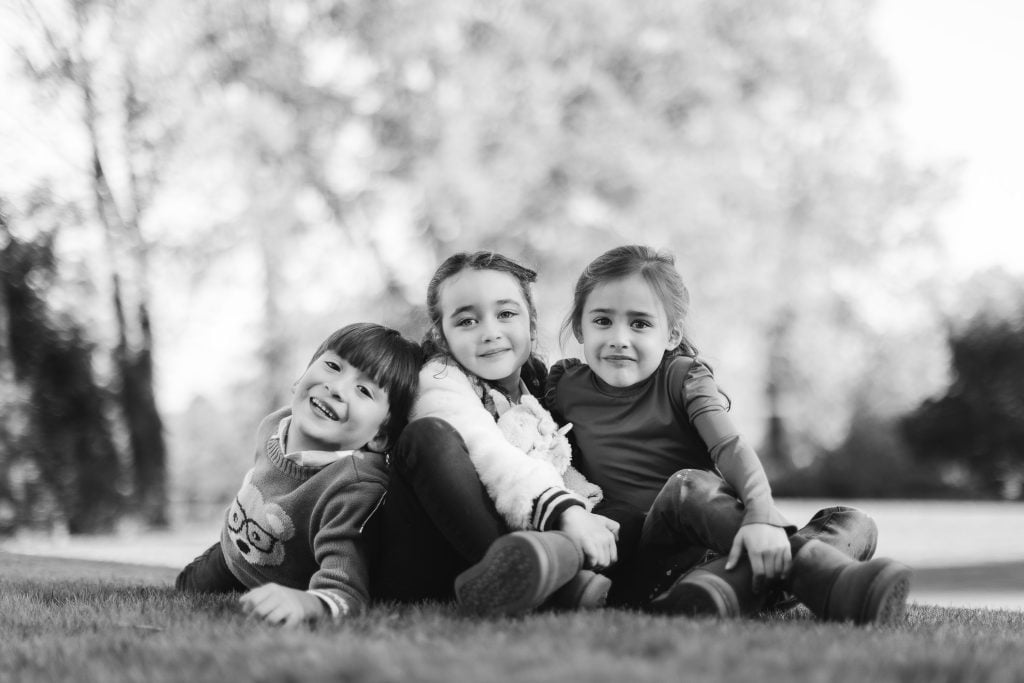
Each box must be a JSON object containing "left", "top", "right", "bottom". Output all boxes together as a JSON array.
[{"left": 2, "top": 552, "right": 1024, "bottom": 683}]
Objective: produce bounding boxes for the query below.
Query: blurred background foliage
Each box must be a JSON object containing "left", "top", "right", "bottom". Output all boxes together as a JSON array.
[{"left": 0, "top": 0, "right": 1020, "bottom": 534}]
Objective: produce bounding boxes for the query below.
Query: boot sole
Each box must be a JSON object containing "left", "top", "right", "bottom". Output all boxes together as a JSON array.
[
  {"left": 650, "top": 571, "right": 741, "bottom": 618},
  {"left": 575, "top": 572, "right": 612, "bottom": 610},
  {"left": 859, "top": 560, "right": 912, "bottom": 626},
  {"left": 455, "top": 532, "right": 558, "bottom": 616}
]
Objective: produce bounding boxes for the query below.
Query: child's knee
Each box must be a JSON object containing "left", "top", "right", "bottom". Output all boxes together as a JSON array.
[
  {"left": 391, "top": 417, "right": 468, "bottom": 469},
  {"left": 657, "top": 469, "right": 721, "bottom": 512}
]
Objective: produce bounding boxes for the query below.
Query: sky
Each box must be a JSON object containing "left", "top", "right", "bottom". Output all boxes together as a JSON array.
[{"left": 871, "top": 0, "right": 1024, "bottom": 277}]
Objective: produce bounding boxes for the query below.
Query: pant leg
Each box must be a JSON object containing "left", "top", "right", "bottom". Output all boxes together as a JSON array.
[
  {"left": 175, "top": 541, "right": 246, "bottom": 593},
  {"left": 640, "top": 469, "right": 749, "bottom": 554},
  {"left": 608, "top": 469, "right": 742, "bottom": 607},
  {"left": 372, "top": 418, "right": 510, "bottom": 603}
]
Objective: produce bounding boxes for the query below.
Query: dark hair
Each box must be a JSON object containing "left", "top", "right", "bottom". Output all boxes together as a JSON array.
[
  {"left": 561, "top": 244, "right": 700, "bottom": 358},
  {"left": 422, "top": 250, "right": 539, "bottom": 358},
  {"left": 309, "top": 322, "right": 422, "bottom": 449}
]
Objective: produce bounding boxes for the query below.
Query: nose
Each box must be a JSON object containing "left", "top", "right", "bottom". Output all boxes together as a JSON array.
[
  {"left": 608, "top": 325, "right": 630, "bottom": 349},
  {"left": 324, "top": 379, "right": 349, "bottom": 401},
  {"left": 479, "top": 318, "right": 503, "bottom": 342}
]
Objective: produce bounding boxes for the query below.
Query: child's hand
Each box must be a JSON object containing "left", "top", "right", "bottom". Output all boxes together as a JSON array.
[
  {"left": 725, "top": 523, "right": 791, "bottom": 593},
  {"left": 558, "top": 506, "right": 619, "bottom": 570},
  {"left": 239, "top": 583, "right": 327, "bottom": 627}
]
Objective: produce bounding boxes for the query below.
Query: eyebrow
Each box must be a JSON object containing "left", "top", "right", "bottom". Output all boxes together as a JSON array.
[
  {"left": 448, "top": 299, "right": 523, "bottom": 319},
  {"left": 587, "top": 307, "right": 657, "bottom": 318}
]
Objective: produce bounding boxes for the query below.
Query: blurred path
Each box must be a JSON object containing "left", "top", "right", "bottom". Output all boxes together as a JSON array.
[
  {"left": 776, "top": 499, "right": 1024, "bottom": 610},
  {"left": 2, "top": 499, "right": 1023, "bottom": 610}
]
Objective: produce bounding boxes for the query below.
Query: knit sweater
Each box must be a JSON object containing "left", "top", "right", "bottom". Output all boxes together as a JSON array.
[
  {"left": 410, "top": 356, "right": 587, "bottom": 530},
  {"left": 546, "top": 356, "right": 790, "bottom": 528},
  {"left": 220, "top": 407, "right": 387, "bottom": 618}
]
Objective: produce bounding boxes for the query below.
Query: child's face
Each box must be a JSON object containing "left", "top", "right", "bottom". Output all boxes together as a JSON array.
[
  {"left": 438, "top": 268, "right": 533, "bottom": 393},
  {"left": 288, "top": 351, "right": 391, "bottom": 452},
  {"left": 579, "top": 273, "right": 680, "bottom": 388}
]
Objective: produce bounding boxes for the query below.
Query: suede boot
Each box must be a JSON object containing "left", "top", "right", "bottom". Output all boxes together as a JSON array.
[
  {"left": 648, "top": 555, "right": 771, "bottom": 618},
  {"left": 787, "top": 539, "right": 911, "bottom": 625},
  {"left": 545, "top": 570, "right": 612, "bottom": 611},
  {"left": 455, "top": 531, "right": 583, "bottom": 616}
]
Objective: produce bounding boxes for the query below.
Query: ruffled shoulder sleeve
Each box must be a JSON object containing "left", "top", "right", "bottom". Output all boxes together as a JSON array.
[{"left": 544, "top": 358, "right": 583, "bottom": 417}]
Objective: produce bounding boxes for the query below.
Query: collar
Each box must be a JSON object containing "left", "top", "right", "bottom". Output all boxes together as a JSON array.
[{"left": 275, "top": 416, "right": 358, "bottom": 467}]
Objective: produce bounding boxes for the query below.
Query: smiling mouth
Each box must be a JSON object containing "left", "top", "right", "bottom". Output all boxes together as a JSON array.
[
  {"left": 310, "top": 397, "right": 339, "bottom": 420},
  {"left": 604, "top": 355, "right": 635, "bottom": 363},
  {"left": 479, "top": 349, "right": 511, "bottom": 358}
]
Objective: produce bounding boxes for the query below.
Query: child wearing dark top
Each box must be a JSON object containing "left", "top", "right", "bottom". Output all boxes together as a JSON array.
[
  {"left": 546, "top": 245, "right": 911, "bottom": 624},
  {"left": 175, "top": 323, "right": 420, "bottom": 626}
]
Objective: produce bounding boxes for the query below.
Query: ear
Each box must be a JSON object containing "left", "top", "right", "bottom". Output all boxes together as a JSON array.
[
  {"left": 366, "top": 430, "right": 390, "bottom": 454},
  {"left": 666, "top": 324, "right": 683, "bottom": 350}
]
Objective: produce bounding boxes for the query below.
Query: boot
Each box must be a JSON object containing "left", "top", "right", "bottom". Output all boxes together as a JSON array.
[
  {"left": 648, "top": 554, "right": 770, "bottom": 618},
  {"left": 788, "top": 539, "right": 911, "bottom": 625},
  {"left": 546, "top": 570, "right": 612, "bottom": 611},
  {"left": 455, "top": 531, "right": 582, "bottom": 616}
]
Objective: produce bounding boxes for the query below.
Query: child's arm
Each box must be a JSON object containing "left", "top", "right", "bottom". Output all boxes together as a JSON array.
[
  {"left": 304, "top": 479, "right": 388, "bottom": 620},
  {"left": 681, "top": 359, "right": 793, "bottom": 586}
]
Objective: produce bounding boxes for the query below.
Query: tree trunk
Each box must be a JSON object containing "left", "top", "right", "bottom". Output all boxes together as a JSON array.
[{"left": 77, "top": 19, "right": 168, "bottom": 527}]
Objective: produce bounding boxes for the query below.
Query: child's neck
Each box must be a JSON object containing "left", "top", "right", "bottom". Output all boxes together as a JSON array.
[
  {"left": 492, "top": 374, "right": 523, "bottom": 403},
  {"left": 285, "top": 431, "right": 351, "bottom": 454}
]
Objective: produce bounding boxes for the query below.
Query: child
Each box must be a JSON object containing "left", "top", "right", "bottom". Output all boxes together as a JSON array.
[
  {"left": 371, "top": 251, "right": 619, "bottom": 615},
  {"left": 545, "top": 245, "right": 911, "bottom": 624},
  {"left": 175, "top": 323, "right": 421, "bottom": 626}
]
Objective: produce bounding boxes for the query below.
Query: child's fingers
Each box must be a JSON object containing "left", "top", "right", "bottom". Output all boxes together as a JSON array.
[
  {"left": 602, "top": 517, "right": 620, "bottom": 538},
  {"left": 748, "top": 553, "right": 766, "bottom": 593},
  {"left": 262, "top": 603, "right": 294, "bottom": 626},
  {"left": 725, "top": 535, "right": 744, "bottom": 571},
  {"left": 780, "top": 548, "right": 792, "bottom": 579}
]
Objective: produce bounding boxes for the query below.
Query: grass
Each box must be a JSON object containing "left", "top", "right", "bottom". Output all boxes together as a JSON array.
[{"left": 2, "top": 552, "right": 1024, "bottom": 683}]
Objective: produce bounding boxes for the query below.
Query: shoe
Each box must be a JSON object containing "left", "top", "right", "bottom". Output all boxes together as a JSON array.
[
  {"left": 455, "top": 531, "right": 582, "bottom": 616},
  {"left": 788, "top": 539, "right": 911, "bottom": 626},
  {"left": 649, "top": 555, "right": 770, "bottom": 618},
  {"left": 546, "top": 570, "right": 612, "bottom": 610}
]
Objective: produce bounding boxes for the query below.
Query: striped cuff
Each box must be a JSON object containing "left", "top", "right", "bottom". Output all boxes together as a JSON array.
[
  {"left": 531, "top": 487, "right": 586, "bottom": 531},
  {"left": 307, "top": 589, "right": 350, "bottom": 620}
]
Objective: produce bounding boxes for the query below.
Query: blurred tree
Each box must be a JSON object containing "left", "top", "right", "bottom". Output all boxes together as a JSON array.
[
  {"left": 902, "top": 269, "right": 1024, "bottom": 499},
  {"left": 13, "top": 0, "right": 177, "bottom": 526},
  {"left": 3, "top": 0, "right": 951, "bottom": 513},
  {"left": 1, "top": 198, "right": 124, "bottom": 532},
  {"left": 155, "top": 0, "right": 947, "bottom": 491}
]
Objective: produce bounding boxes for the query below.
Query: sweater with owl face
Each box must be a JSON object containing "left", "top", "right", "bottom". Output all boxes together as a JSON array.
[{"left": 219, "top": 407, "right": 388, "bottom": 618}]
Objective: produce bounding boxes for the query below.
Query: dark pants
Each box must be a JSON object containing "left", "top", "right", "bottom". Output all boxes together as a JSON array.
[
  {"left": 175, "top": 541, "right": 246, "bottom": 593},
  {"left": 371, "top": 418, "right": 511, "bottom": 602},
  {"left": 606, "top": 469, "right": 878, "bottom": 608}
]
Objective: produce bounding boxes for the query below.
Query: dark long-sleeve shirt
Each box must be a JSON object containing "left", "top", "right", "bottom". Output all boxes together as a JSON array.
[{"left": 546, "top": 355, "right": 789, "bottom": 528}]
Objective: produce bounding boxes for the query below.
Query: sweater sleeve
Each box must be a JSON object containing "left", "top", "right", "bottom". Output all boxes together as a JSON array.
[
  {"left": 412, "top": 359, "right": 585, "bottom": 530},
  {"left": 305, "top": 479, "right": 387, "bottom": 619},
  {"left": 680, "top": 359, "right": 792, "bottom": 529}
]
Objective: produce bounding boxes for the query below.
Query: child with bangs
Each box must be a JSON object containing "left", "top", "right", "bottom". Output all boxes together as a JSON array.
[{"left": 176, "top": 322, "right": 421, "bottom": 626}]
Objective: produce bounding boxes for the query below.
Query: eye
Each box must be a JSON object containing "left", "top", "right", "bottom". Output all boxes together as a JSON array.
[
  {"left": 357, "top": 385, "right": 374, "bottom": 398},
  {"left": 497, "top": 309, "right": 518, "bottom": 320},
  {"left": 324, "top": 359, "right": 341, "bottom": 371},
  {"left": 631, "top": 319, "right": 653, "bottom": 330},
  {"left": 454, "top": 317, "right": 477, "bottom": 328},
  {"left": 591, "top": 316, "right": 611, "bottom": 327}
]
